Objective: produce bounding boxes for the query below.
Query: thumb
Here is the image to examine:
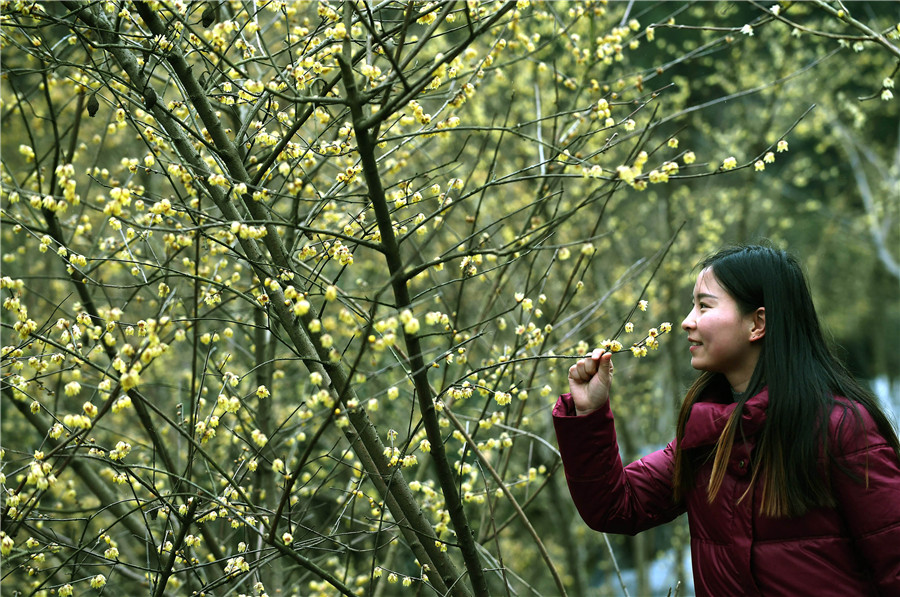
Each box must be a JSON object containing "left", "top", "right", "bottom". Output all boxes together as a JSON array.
[
  {"left": 595, "top": 351, "right": 614, "bottom": 388},
  {"left": 595, "top": 349, "right": 614, "bottom": 373}
]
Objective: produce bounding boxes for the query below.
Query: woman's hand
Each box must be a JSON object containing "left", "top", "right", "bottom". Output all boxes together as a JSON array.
[{"left": 568, "top": 348, "right": 613, "bottom": 416}]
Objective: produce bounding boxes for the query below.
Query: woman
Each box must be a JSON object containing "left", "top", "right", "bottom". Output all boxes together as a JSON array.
[{"left": 553, "top": 245, "right": 900, "bottom": 596}]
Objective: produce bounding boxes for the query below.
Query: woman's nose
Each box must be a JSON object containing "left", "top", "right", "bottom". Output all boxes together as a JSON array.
[{"left": 681, "top": 311, "right": 694, "bottom": 331}]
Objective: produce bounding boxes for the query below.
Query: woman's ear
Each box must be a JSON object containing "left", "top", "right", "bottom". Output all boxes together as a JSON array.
[{"left": 749, "top": 307, "right": 766, "bottom": 342}]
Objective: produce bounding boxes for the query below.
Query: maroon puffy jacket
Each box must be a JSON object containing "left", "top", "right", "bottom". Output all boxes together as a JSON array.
[{"left": 553, "top": 387, "right": 900, "bottom": 596}]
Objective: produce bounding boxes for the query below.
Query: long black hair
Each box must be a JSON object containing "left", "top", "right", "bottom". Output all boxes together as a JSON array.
[{"left": 672, "top": 244, "right": 900, "bottom": 516}]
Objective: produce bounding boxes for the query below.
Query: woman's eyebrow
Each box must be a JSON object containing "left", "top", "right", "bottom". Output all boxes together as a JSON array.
[{"left": 693, "top": 292, "right": 717, "bottom": 301}]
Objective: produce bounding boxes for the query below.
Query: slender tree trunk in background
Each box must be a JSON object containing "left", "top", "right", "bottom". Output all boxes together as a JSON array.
[
  {"left": 254, "top": 308, "right": 281, "bottom": 594},
  {"left": 550, "top": 475, "right": 587, "bottom": 597}
]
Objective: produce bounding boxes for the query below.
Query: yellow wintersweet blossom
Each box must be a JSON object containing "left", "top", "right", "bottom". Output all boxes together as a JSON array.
[
  {"left": 18, "top": 144, "right": 35, "bottom": 162},
  {"left": 1, "top": 533, "right": 14, "bottom": 556},
  {"left": 648, "top": 169, "right": 668, "bottom": 184},
  {"left": 293, "top": 298, "right": 311, "bottom": 316},
  {"left": 121, "top": 368, "right": 141, "bottom": 390},
  {"left": 112, "top": 396, "right": 132, "bottom": 413},
  {"left": 616, "top": 165, "right": 636, "bottom": 184},
  {"left": 90, "top": 574, "right": 107, "bottom": 589}
]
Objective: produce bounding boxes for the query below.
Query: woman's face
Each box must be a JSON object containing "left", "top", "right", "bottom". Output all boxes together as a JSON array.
[{"left": 681, "top": 268, "right": 765, "bottom": 392}]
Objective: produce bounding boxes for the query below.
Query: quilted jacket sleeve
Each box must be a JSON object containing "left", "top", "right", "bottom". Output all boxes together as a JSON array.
[
  {"left": 830, "top": 403, "right": 900, "bottom": 594},
  {"left": 553, "top": 394, "right": 686, "bottom": 535}
]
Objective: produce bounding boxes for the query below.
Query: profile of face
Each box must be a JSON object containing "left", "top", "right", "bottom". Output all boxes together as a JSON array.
[{"left": 681, "top": 267, "right": 766, "bottom": 392}]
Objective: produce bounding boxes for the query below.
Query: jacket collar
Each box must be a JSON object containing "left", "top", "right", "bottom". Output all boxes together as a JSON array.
[{"left": 681, "top": 387, "right": 769, "bottom": 449}]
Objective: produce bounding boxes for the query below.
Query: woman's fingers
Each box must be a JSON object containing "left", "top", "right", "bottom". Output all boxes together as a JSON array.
[
  {"left": 568, "top": 349, "right": 609, "bottom": 383},
  {"left": 569, "top": 358, "right": 595, "bottom": 382}
]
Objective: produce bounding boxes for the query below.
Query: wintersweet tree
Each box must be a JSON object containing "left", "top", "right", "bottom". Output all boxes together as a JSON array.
[{"left": 1, "top": 2, "right": 897, "bottom": 596}]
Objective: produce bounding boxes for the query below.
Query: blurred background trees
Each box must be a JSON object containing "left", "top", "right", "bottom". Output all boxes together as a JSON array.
[{"left": 1, "top": 1, "right": 897, "bottom": 595}]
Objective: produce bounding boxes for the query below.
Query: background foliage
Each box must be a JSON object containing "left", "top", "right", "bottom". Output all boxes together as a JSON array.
[{"left": 1, "top": 1, "right": 897, "bottom": 596}]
